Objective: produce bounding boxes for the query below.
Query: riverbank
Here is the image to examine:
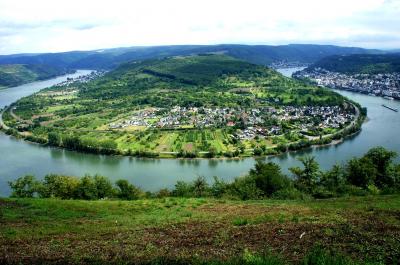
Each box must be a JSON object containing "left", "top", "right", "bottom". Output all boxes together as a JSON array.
[
  {"left": 1, "top": 195, "right": 399, "bottom": 264},
  {"left": 0, "top": 100, "right": 366, "bottom": 160}
]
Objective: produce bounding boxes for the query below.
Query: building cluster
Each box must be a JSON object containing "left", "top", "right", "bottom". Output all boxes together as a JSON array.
[
  {"left": 109, "top": 105, "right": 354, "bottom": 140},
  {"left": 294, "top": 68, "right": 400, "bottom": 99},
  {"left": 269, "top": 61, "right": 309, "bottom": 69},
  {"left": 54, "top": 71, "right": 107, "bottom": 87}
]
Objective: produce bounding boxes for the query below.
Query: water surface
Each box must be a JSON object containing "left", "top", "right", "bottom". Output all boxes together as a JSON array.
[{"left": 1, "top": 69, "right": 399, "bottom": 196}]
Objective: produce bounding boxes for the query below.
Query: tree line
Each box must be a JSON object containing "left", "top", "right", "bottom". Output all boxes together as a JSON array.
[{"left": 8, "top": 146, "right": 400, "bottom": 200}]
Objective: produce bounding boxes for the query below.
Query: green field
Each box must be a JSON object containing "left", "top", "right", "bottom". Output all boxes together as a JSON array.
[
  {"left": 1, "top": 195, "right": 399, "bottom": 264},
  {"left": 3, "top": 54, "right": 356, "bottom": 157}
]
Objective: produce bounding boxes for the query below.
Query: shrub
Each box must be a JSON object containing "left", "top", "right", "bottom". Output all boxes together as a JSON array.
[
  {"left": 346, "top": 157, "right": 377, "bottom": 188},
  {"left": 192, "top": 176, "right": 209, "bottom": 197},
  {"left": 8, "top": 175, "right": 40, "bottom": 198},
  {"left": 173, "top": 181, "right": 193, "bottom": 197},
  {"left": 250, "top": 161, "right": 292, "bottom": 197},
  {"left": 93, "top": 175, "right": 114, "bottom": 199},
  {"left": 228, "top": 176, "right": 262, "bottom": 200},
  {"left": 210, "top": 176, "right": 228, "bottom": 198},
  {"left": 115, "top": 179, "right": 142, "bottom": 200},
  {"left": 40, "top": 174, "right": 80, "bottom": 199},
  {"left": 156, "top": 188, "right": 171, "bottom": 198}
]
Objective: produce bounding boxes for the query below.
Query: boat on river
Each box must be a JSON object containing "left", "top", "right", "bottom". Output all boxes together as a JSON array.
[{"left": 382, "top": 104, "right": 398, "bottom": 112}]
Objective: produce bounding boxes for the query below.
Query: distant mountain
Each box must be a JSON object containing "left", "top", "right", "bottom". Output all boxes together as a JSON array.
[
  {"left": 306, "top": 53, "right": 400, "bottom": 74},
  {"left": 0, "top": 44, "right": 383, "bottom": 70},
  {"left": 0, "top": 64, "right": 73, "bottom": 89}
]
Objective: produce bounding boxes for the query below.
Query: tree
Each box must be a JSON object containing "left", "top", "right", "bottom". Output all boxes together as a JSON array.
[
  {"left": 320, "top": 164, "right": 346, "bottom": 192},
  {"left": 364, "top": 147, "right": 397, "bottom": 188},
  {"left": 8, "top": 175, "right": 40, "bottom": 198},
  {"left": 250, "top": 161, "right": 291, "bottom": 196},
  {"left": 290, "top": 156, "right": 320, "bottom": 193},
  {"left": 346, "top": 157, "right": 377, "bottom": 188},
  {"left": 229, "top": 176, "right": 262, "bottom": 200},
  {"left": 40, "top": 174, "right": 80, "bottom": 199},
  {"left": 115, "top": 179, "right": 142, "bottom": 200},
  {"left": 192, "top": 176, "right": 209, "bottom": 197},
  {"left": 47, "top": 132, "right": 61, "bottom": 146},
  {"left": 173, "top": 181, "right": 192, "bottom": 197},
  {"left": 210, "top": 176, "right": 228, "bottom": 198},
  {"left": 76, "top": 175, "right": 98, "bottom": 200},
  {"left": 94, "top": 175, "right": 114, "bottom": 199}
]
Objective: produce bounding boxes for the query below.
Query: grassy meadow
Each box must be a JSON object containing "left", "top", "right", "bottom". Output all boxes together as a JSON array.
[{"left": 1, "top": 195, "right": 399, "bottom": 264}]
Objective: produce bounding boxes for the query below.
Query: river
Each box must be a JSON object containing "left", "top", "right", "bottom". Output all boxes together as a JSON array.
[{"left": 0, "top": 69, "right": 399, "bottom": 196}]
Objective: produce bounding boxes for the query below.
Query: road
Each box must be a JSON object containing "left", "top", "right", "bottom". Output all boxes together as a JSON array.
[{"left": 305, "top": 102, "right": 361, "bottom": 141}]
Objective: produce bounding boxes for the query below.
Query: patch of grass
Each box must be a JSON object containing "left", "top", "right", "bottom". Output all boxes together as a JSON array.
[{"left": 0, "top": 195, "right": 399, "bottom": 264}]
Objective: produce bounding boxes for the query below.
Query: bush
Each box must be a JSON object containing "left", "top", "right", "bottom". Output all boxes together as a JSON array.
[
  {"left": 193, "top": 176, "right": 209, "bottom": 197},
  {"left": 40, "top": 174, "right": 80, "bottom": 199},
  {"left": 156, "top": 188, "right": 171, "bottom": 198},
  {"left": 173, "top": 181, "right": 193, "bottom": 197},
  {"left": 115, "top": 179, "right": 142, "bottom": 200},
  {"left": 250, "top": 161, "right": 292, "bottom": 197},
  {"left": 8, "top": 175, "right": 40, "bottom": 198},
  {"left": 210, "top": 176, "right": 228, "bottom": 198},
  {"left": 228, "top": 176, "right": 262, "bottom": 200}
]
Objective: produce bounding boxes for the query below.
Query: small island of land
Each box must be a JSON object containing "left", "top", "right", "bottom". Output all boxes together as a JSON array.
[{"left": 1, "top": 54, "right": 365, "bottom": 158}]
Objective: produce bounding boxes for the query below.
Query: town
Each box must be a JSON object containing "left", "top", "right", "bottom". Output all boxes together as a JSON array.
[
  {"left": 54, "top": 70, "right": 107, "bottom": 88},
  {"left": 109, "top": 105, "right": 355, "bottom": 140},
  {"left": 294, "top": 68, "right": 400, "bottom": 100}
]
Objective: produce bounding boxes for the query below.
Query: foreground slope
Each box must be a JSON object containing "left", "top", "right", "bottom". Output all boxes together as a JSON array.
[{"left": 0, "top": 196, "right": 399, "bottom": 264}]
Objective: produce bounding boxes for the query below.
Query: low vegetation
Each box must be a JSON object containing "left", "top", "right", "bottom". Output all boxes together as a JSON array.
[{"left": 2, "top": 146, "right": 400, "bottom": 264}]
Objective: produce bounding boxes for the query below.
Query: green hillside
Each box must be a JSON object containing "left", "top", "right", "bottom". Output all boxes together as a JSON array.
[
  {"left": 308, "top": 54, "right": 400, "bottom": 74},
  {"left": 0, "top": 44, "right": 381, "bottom": 70},
  {"left": 3, "top": 55, "right": 360, "bottom": 157},
  {"left": 0, "top": 64, "right": 73, "bottom": 89},
  {"left": 1, "top": 195, "right": 399, "bottom": 264}
]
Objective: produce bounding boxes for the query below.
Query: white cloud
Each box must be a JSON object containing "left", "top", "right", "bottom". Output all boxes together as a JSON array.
[{"left": 0, "top": 0, "right": 398, "bottom": 54}]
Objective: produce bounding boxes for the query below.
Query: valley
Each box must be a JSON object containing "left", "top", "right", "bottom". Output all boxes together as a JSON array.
[{"left": 1, "top": 55, "right": 362, "bottom": 158}]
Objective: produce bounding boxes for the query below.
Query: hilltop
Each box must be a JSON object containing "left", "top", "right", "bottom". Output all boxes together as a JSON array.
[
  {"left": 0, "top": 44, "right": 381, "bottom": 70},
  {"left": 0, "top": 64, "right": 73, "bottom": 89},
  {"left": 2, "top": 55, "right": 362, "bottom": 157},
  {"left": 306, "top": 53, "right": 400, "bottom": 74}
]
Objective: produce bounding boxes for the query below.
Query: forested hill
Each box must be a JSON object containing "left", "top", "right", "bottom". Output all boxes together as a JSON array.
[
  {"left": 0, "top": 44, "right": 381, "bottom": 70},
  {"left": 0, "top": 64, "right": 73, "bottom": 89},
  {"left": 306, "top": 53, "right": 400, "bottom": 74},
  {"left": 76, "top": 54, "right": 345, "bottom": 107}
]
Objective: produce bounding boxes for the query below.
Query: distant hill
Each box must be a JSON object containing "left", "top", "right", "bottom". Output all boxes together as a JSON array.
[
  {"left": 0, "top": 44, "right": 382, "bottom": 70},
  {"left": 306, "top": 53, "right": 400, "bottom": 74},
  {"left": 0, "top": 64, "right": 73, "bottom": 89}
]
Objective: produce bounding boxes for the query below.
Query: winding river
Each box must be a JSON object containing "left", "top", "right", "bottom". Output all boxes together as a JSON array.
[{"left": 1, "top": 69, "right": 399, "bottom": 196}]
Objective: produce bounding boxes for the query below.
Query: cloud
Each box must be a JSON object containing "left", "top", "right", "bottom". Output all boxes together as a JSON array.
[{"left": 0, "top": 0, "right": 398, "bottom": 54}]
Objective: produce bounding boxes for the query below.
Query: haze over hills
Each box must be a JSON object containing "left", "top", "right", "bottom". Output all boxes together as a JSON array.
[{"left": 0, "top": 44, "right": 384, "bottom": 70}]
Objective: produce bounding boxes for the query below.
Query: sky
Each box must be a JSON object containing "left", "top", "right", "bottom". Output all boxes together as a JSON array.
[{"left": 0, "top": 0, "right": 399, "bottom": 55}]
